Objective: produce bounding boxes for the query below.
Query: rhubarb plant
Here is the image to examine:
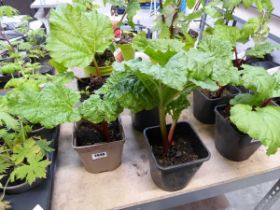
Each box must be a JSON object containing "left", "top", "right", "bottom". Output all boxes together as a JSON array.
[
  {"left": 5, "top": 78, "right": 80, "bottom": 128},
  {"left": 91, "top": 35, "right": 238, "bottom": 152},
  {"left": 47, "top": 3, "right": 114, "bottom": 76},
  {"left": 229, "top": 65, "right": 280, "bottom": 154}
]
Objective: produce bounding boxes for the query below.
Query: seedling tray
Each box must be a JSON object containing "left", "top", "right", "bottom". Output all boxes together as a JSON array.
[{"left": 5, "top": 126, "right": 60, "bottom": 210}]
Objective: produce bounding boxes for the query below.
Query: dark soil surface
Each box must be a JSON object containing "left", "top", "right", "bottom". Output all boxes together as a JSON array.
[
  {"left": 152, "top": 136, "right": 199, "bottom": 167},
  {"left": 93, "top": 49, "right": 115, "bottom": 67},
  {"left": 116, "top": 32, "right": 134, "bottom": 44},
  {"left": 78, "top": 76, "right": 106, "bottom": 101},
  {"left": 188, "top": 29, "right": 198, "bottom": 39},
  {"left": 201, "top": 87, "right": 232, "bottom": 99},
  {"left": 76, "top": 120, "right": 122, "bottom": 146}
]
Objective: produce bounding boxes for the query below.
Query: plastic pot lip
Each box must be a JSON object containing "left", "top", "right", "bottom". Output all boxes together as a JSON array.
[
  {"left": 214, "top": 105, "right": 260, "bottom": 143},
  {"left": 143, "top": 121, "right": 211, "bottom": 171},
  {"left": 197, "top": 86, "right": 240, "bottom": 102},
  {"left": 72, "top": 118, "right": 126, "bottom": 150}
]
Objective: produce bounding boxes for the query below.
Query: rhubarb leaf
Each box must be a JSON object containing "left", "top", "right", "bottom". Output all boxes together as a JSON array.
[
  {"left": 230, "top": 104, "right": 280, "bottom": 154},
  {"left": 7, "top": 83, "right": 81, "bottom": 128},
  {"left": 99, "top": 70, "right": 157, "bottom": 112},
  {"left": 133, "top": 34, "right": 185, "bottom": 66},
  {"left": 239, "top": 65, "right": 276, "bottom": 100},
  {"left": 246, "top": 42, "right": 280, "bottom": 58},
  {"left": 80, "top": 94, "right": 122, "bottom": 123},
  {"left": 47, "top": 4, "right": 113, "bottom": 68}
]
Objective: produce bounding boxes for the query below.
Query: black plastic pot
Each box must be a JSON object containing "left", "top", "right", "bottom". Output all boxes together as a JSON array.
[
  {"left": 193, "top": 86, "right": 240, "bottom": 124},
  {"left": 251, "top": 61, "right": 279, "bottom": 70},
  {"left": 143, "top": 122, "right": 210, "bottom": 191},
  {"left": 5, "top": 177, "right": 45, "bottom": 194},
  {"left": 38, "top": 57, "right": 55, "bottom": 75},
  {"left": 132, "top": 108, "right": 159, "bottom": 131},
  {"left": 214, "top": 105, "right": 261, "bottom": 161}
]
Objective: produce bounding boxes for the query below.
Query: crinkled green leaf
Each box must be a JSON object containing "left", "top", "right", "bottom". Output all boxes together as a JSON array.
[
  {"left": 239, "top": 18, "right": 259, "bottom": 43},
  {"left": 7, "top": 83, "right": 81, "bottom": 128},
  {"left": 213, "top": 25, "right": 241, "bottom": 46},
  {"left": 272, "top": 72, "right": 280, "bottom": 98},
  {"left": 0, "top": 63, "right": 21, "bottom": 74},
  {"left": 47, "top": 4, "right": 113, "bottom": 68},
  {"left": 132, "top": 33, "right": 185, "bottom": 66},
  {"left": 240, "top": 65, "right": 276, "bottom": 100},
  {"left": 0, "top": 112, "right": 19, "bottom": 130},
  {"left": 11, "top": 154, "right": 50, "bottom": 185},
  {"left": 99, "top": 70, "right": 156, "bottom": 112},
  {"left": 79, "top": 94, "right": 122, "bottom": 124},
  {"left": 246, "top": 42, "right": 280, "bottom": 59},
  {"left": 230, "top": 104, "right": 280, "bottom": 154},
  {"left": 198, "top": 35, "right": 233, "bottom": 60}
]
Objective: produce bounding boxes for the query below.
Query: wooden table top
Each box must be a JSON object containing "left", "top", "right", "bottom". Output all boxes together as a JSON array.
[{"left": 51, "top": 103, "right": 280, "bottom": 210}]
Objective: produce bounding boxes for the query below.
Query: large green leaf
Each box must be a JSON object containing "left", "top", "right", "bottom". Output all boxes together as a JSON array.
[
  {"left": 7, "top": 83, "right": 81, "bottom": 128},
  {"left": 246, "top": 42, "right": 280, "bottom": 58},
  {"left": 230, "top": 104, "right": 280, "bottom": 154},
  {"left": 47, "top": 4, "right": 113, "bottom": 68},
  {"left": 132, "top": 33, "right": 185, "bottom": 66},
  {"left": 213, "top": 25, "right": 241, "bottom": 46},
  {"left": 99, "top": 70, "right": 157, "bottom": 112},
  {"left": 240, "top": 65, "right": 276, "bottom": 100}
]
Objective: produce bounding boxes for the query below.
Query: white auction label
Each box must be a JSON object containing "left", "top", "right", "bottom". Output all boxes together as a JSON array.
[
  {"left": 91, "top": 152, "right": 108, "bottom": 160},
  {"left": 33, "top": 204, "right": 44, "bottom": 210}
]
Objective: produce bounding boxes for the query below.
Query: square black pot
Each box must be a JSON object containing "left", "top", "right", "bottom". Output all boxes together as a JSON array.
[{"left": 143, "top": 122, "right": 210, "bottom": 191}]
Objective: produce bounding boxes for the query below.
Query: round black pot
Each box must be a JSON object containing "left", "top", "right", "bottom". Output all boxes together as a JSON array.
[
  {"left": 193, "top": 86, "right": 240, "bottom": 124},
  {"left": 5, "top": 177, "right": 45, "bottom": 194},
  {"left": 214, "top": 105, "right": 261, "bottom": 161},
  {"left": 132, "top": 108, "right": 159, "bottom": 131},
  {"left": 31, "top": 125, "right": 57, "bottom": 140},
  {"left": 143, "top": 122, "right": 210, "bottom": 191}
]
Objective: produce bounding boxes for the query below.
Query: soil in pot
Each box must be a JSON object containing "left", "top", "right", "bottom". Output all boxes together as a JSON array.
[
  {"left": 152, "top": 135, "right": 199, "bottom": 167},
  {"left": 144, "top": 122, "right": 210, "bottom": 191},
  {"left": 193, "top": 86, "right": 240, "bottom": 124},
  {"left": 93, "top": 49, "right": 115, "bottom": 67},
  {"left": 214, "top": 105, "right": 261, "bottom": 161},
  {"left": 77, "top": 76, "right": 107, "bottom": 101},
  {"left": 76, "top": 120, "right": 122, "bottom": 146}
]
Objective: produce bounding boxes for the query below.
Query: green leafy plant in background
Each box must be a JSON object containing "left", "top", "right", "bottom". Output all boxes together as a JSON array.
[
  {"left": 0, "top": 97, "right": 53, "bottom": 208},
  {"left": 47, "top": 3, "right": 114, "bottom": 76},
  {"left": 228, "top": 65, "right": 280, "bottom": 154}
]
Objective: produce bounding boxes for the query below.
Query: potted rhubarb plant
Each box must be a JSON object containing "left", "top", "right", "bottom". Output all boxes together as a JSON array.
[
  {"left": 46, "top": 3, "right": 115, "bottom": 101},
  {"left": 215, "top": 65, "right": 280, "bottom": 161},
  {"left": 94, "top": 33, "right": 241, "bottom": 190},
  {"left": 73, "top": 94, "right": 125, "bottom": 173},
  {"left": 193, "top": 0, "right": 279, "bottom": 124}
]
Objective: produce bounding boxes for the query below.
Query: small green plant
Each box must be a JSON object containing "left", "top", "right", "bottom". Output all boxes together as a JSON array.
[
  {"left": 0, "top": 97, "right": 53, "bottom": 206},
  {"left": 229, "top": 65, "right": 280, "bottom": 154}
]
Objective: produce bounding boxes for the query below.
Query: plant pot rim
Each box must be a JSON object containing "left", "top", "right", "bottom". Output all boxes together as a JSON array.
[
  {"left": 197, "top": 86, "right": 240, "bottom": 102},
  {"left": 143, "top": 121, "right": 210, "bottom": 171},
  {"left": 72, "top": 118, "right": 125, "bottom": 150},
  {"left": 214, "top": 105, "right": 261, "bottom": 143}
]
